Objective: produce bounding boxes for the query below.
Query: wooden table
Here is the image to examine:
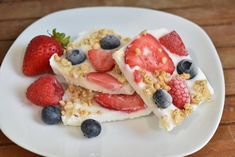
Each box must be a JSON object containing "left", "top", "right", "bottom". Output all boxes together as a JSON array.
[{"left": 0, "top": 0, "right": 235, "bottom": 156}]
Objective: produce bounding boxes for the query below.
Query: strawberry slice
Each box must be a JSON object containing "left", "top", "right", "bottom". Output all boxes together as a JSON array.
[
  {"left": 88, "top": 49, "right": 115, "bottom": 72},
  {"left": 125, "top": 33, "right": 175, "bottom": 74},
  {"left": 87, "top": 72, "right": 123, "bottom": 91},
  {"left": 133, "top": 70, "right": 143, "bottom": 83},
  {"left": 95, "top": 93, "right": 145, "bottom": 112},
  {"left": 159, "top": 31, "right": 188, "bottom": 56}
]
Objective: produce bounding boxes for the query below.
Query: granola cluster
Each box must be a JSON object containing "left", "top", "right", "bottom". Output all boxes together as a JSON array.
[
  {"left": 191, "top": 80, "right": 211, "bottom": 104},
  {"left": 160, "top": 103, "right": 194, "bottom": 129},
  {"left": 143, "top": 70, "right": 171, "bottom": 95},
  {"left": 81, "top": 29, "right": 117, "bottom": 47},
  {"left": 67, "top": 29, "right": 131, "bottom": 51},
  {"left": 178, "top": 73, "right": 191, "bottom": 80},
  {"left": 60, "top": 85, "right": 94, "bottom": 117},
  {"left": 70, "top": 64, "right": 89, "bottom": 78},
  {"left": 75, "top": 29, "right": 124, "bottom": 48},
  {"left": 171, "top": 104, "right": 193, "bottom": 125}
]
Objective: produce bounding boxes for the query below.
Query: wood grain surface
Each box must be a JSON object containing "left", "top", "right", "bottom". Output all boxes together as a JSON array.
[{"left": 0, "top": 0, "right": 234, "bottom": 156}]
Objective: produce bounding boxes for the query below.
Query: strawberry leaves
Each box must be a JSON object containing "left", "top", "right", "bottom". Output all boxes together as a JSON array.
[{"left": 51, "top": 28, "right": 70, "bottom": 48}]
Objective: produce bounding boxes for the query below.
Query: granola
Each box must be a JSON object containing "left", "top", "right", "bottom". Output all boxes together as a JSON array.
[
  {"left": 171, "top": 104, "right": 193, "bottom": 125},
  {"left": 60, "top": 85, "right": 94, "bottom": 117},
  {"left": 191, "top": 80, "right": 211, "bottom": 104},
  {"left": 76, "top": 29, "right": 121, "bottom": 48},
  {"left": 143, "top": 70, "right": 171, "bottom": 95}
]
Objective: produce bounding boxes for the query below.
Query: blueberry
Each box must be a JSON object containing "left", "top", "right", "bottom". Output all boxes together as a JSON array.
[
  {"left": 66, "top": 49, "right": 86, "bottom": 65},
  {"left": 41, "top": 106, "right": 61, "bottom": 125},
  {"left": 177, "top": 59, "right": 198, "bottom": 79},
  {"left": 100, "top": 35, "right": 121, "bottom": 49},
  {"left": 81, "top": 119, "right": 101, "bottom": 138},
  {"left": 153, "top": 89, "right": 172, "bottom": 108}
]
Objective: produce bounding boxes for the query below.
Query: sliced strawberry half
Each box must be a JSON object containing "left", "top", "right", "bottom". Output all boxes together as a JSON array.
[
  {"left": 95, "top": 93, "right": 145, "bottom": 112},
  {"left": 87, "top": 72, "right": 123, "bottom": 91},
  {"left": 88, "top": 49, "right": 115, "bottom": 72},
  {"left": 159, "top": 31, "right": 188, "bottom": 56},
  {"left": 125, "top": 33, "right": 175, "bottom": 74}
]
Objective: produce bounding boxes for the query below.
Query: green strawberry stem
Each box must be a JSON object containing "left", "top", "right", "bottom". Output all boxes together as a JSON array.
[{"left": 50, "top": 28, "right": 70, "bottom": 48}]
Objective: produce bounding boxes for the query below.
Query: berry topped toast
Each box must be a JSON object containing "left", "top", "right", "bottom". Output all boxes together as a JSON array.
[
  {"left": 50, "top": 29, "right": 134, "bottom": 94},
  {"left": 113, "top": 28, "right": 214, "bottom": 130}
]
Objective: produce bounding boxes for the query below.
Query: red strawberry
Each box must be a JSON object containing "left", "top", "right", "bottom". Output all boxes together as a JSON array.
[
  {"left": 26, "top": 75, "right": 64, "bottom": 106},
  {"left": 133, "top": 70, "right": 143, "bottom": 83},
  {"left": 95, "top": 93, "right": 145, "bottom": 112},
  {"left": 87, "top": 72, "right": 123, "bottom": 91},
  {"left": 125, "top": 33, "right": 175, "bottom": 74},
  {"left": 159, "top": 31, "right": 188, "bottom": 56},
  {"left": 23, "top": 29, "right": 70, "bottom": 76},
  {"left": 88, "top": 49, "right": 115, "bottom": 72},
  {"left": 168, "top": 77, "right": 190, "bottom": 109}
]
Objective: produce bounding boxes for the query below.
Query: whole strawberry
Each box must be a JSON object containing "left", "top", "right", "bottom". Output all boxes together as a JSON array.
[
  {"left": 23, "top": 29, "right": 70, "bottom": 76},
  {"left": 168, "top": 77, "right": 190, "bottom": 109},
  {"left": 26, "top": 75, "right": 64, "bottom": 106}
]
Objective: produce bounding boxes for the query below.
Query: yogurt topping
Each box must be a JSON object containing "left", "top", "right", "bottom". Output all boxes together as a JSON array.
[{"left": 113, "top": 28, "right": 214, "bottom": 131}]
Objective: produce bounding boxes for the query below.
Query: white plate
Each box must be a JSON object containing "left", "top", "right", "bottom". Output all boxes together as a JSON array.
[{"left": 0, "top": 7, "right": 225, "bottom": 157}]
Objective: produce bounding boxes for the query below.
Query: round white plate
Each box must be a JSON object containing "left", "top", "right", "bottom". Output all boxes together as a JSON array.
[{"left": 0, "top": 7, "right": 225, "bottom": 157}]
